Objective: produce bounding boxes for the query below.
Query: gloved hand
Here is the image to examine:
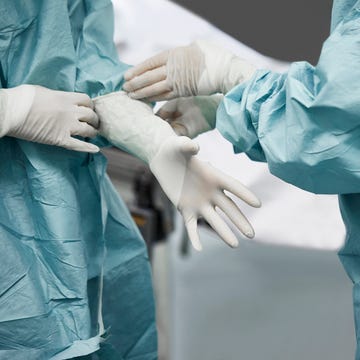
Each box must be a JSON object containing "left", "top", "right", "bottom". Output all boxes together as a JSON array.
[
  {"left": 157, "top": 95, "right": 223, "bottom": 138},
  {"left": 0, "top": 85, "right": 100, "bottom": 152},
  {"left": 123, "top": 40, "right": 256, "bottom": 101},
  {"left": 150, "top": 137, "right": 261, "bottom": 250},
  {"left": 94, "top": 92, "right": 261, "bottom": 250}
]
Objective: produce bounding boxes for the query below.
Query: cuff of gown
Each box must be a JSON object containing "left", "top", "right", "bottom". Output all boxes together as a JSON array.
[{"left": 216, "top": 71, "right": 269, "bottom": 162}]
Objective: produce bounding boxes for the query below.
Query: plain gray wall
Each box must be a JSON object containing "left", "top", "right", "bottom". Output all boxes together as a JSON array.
[{"left": 173, "top": 0, "right": 333, "bottom": 63}]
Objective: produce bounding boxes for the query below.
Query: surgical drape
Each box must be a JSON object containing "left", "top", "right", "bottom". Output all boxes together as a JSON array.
[{"left": 0, "top": 1, "right": 157, "bottom": 359}]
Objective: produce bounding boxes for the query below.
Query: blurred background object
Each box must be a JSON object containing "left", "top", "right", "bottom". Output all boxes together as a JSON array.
[
  {"left": 171, "top": 0, "right": 333, "bottom": 63},
  {"left": 169, "top": 218, "right": 354, "bottom": 360},
  {"left": 106, "top": 1, "right": 355, "bottom": 359}
]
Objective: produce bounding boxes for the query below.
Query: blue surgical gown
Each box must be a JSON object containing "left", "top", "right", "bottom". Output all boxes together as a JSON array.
[
  {"left": 0, "top": 1, "right": 157, "bottom": 359},
  {"left": 217, "top": 0, "right": 360, "bottom": 356}
]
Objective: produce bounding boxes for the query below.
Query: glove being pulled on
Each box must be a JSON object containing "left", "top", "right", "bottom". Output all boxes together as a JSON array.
[{"left": 94, "top": 91, "right": 260, "bottom": 250}]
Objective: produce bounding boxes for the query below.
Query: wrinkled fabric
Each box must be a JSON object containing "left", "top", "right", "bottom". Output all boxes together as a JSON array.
[
  {"left": 0, "top": 1, "right": 157, "bottom": 359},
  {"left": 217, "top": 0, "right": 360, "bottom": 357}
]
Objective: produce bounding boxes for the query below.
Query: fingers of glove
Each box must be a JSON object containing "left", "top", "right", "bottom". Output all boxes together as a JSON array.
[
  {"left": 123, "top": 66, "right": 167, "bottom": 92},
  {"left": 146, "top": 91, "right": 177, "bottom": 102},
  {"left": 216, "top": 171, "right": 261, "bottom": 208},
  {"left": 124, "top": 51, "right": 169, "bottom": 80},
  {"left": 128, "top": 80, "right": 172, "bottom": 100},
  {"left": 214, "top": 192, "right": 255, "bottom": 238},
  {"left": 71, "top": 121, "right": 98, "bottom": 138},
  {"left": 77, "top": 106, "right": 100, "bottom": 128},
  {"left": 70, "top": 92, "right": 94, "bottom": 109},
  {"left": 201, "top": 206, "right": 239, "bottom": 248},
  {"left": 177, "top": 136, "right": 199, "bottom": 155},
  {"left": 182, "top": 210, "right": 202, "bottom": 251},
  {"left": 63, "top": 137, "right": 100, "bottom": 153}
]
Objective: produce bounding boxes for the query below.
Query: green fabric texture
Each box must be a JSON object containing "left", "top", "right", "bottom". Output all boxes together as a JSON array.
[{"left": 0, "top": 1, "right": 157, "bottom": 359}]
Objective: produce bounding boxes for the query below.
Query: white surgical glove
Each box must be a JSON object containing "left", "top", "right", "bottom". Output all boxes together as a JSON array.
[
  {"left": 0, "top": 85, "right": 100, "bottom": 152},
  {"left": 157, "top": 95, "right": 223, "bottom": 138},
  {"left": 123, "top": 40, "right": 256, "bottom": 101},
  {"left": 94, "top": 91, "right": 261, "bottom": 251}
]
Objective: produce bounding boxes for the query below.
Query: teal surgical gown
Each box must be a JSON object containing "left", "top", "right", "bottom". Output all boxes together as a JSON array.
[
  {"left": 217, "top": 0, "right": 360, "bottom": 357},
  {"left": 0, "top": 1, "right": 157, "bottom": 359}
]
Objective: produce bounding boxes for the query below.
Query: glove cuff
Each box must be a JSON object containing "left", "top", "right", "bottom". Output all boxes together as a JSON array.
[
  {"left": 221, "top": 57, "right": 256, "bottom": 94},
  {"left": 94, "top": 91, "right": 178, "bottom": 163}
]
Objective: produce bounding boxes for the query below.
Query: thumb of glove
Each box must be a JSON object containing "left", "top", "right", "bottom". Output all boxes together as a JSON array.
[{"left": 178, "top": 136, "right": 200, "bottom": 156}]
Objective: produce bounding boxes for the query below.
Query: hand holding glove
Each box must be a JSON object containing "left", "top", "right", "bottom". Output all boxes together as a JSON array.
[
  {"left": 157, "top": 95, "right": 222, "bottom": 138},
  {"left": 123, "top": 40, "right": 256, "bottom": 101},
  {"left": 94, "top": 92, "right": 260, "bottom": 250},
  {"left": 0, "top": 85, "right": 100, "bottom": 152}
]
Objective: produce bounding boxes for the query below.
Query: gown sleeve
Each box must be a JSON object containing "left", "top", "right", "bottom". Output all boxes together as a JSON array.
[
  {"left": 68, "top": 0, "right": 132, "bottom": 147},
  {"left": 217, "top": 6, "right": 360, "bottom": 194}
]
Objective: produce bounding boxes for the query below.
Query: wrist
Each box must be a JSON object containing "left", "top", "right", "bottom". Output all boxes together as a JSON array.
[
  {"left": 195, "top": 41, "right": 254, "bottom": 96},
  {"left": 195, "top": 41, "right": 230, "bottom": 95},
  {"left": 188, "top": 95, "right": 222, "bottom": 137},
  {"left": 0, "top": 85, "right": 35, "bottom": 137},
  {"left": 148, "top": 135, "right": 199, "bottom": 207},
  {"left": 142, "top": 117, "right": 177, "bottom": 164},
  {"left": 221, "top": 57, "right": 256, "bottom": 94}
]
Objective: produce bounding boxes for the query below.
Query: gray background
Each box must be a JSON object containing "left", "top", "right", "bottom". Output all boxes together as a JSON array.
[{"left": 173, "top": 0, "right": 333, "bottom": 63}]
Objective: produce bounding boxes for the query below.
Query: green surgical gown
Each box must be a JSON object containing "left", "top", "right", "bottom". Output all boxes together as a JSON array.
[
  {"left": 0, "top": 1, "right": 157, "bottom": 359},
  {"left": 217, "top": 0, "right": 360, "bottom": 357}
]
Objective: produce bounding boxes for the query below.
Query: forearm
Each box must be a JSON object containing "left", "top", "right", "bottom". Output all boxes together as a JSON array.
[
  {"left": 94, "top": 91, "right": 176, "bottom": 163},
  {"left": 0, "top": 86, "right": 34, "bottom": 137}
]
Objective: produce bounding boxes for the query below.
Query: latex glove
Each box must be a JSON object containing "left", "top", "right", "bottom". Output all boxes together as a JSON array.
[
  {"left": 157, "top": 95, "right": 223, "bottom": 138},
  {"left": 94, "top": 91, "right": 261, "bottom": 250},
  {"left": 123, "top": 40, "right": 256, "bottom": 101},
  {"left": 0, "top": 85, "right": 100, "bottom": 152}
]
